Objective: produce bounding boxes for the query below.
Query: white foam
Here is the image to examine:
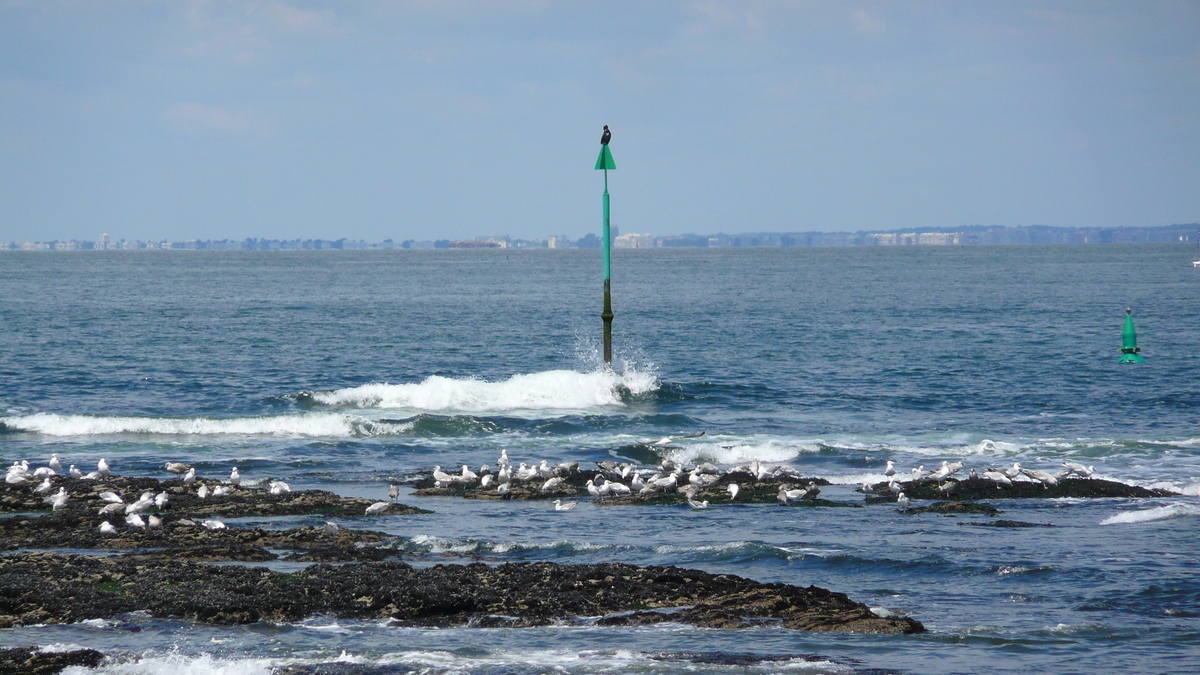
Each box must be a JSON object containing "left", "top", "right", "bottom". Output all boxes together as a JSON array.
[
  {"left": 664, "top": 439, "right": 820, "bottom": 466},
  {"left": 310, "top": 369, "right": 658, "bottom": 414},
  {"left": 0, "top": 413, "right": 412, "bottom": 438},
  {"left": 61, "top": 652, "right": 275, "bottom": 675},
  {"left": 1100, "top": 503, "right": 1200, "bottom": 525}
]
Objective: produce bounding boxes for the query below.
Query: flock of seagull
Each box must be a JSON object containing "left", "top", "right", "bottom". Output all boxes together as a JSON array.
[
  {"left": 5, "top": 454, "right": 394, "bottom": 536},
  {"left": 869, "top": 459, "right": 1099, "bottom": 511},
  {"left": 427, "top": 448, "right": 833, "bottom": 510}
]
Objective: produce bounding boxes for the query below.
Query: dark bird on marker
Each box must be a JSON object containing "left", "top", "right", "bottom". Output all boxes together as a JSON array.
[{"left": 600, "top": 125, "right": 611, "bottom": 145}]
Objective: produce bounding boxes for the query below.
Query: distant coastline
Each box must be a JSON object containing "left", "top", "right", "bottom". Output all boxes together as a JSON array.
[{"left": 6, "top": 223, "right": 1196, "bottom": 251}]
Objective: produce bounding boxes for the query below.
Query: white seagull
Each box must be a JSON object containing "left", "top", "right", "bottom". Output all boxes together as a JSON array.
[
  {"left": 884, "top": 460, "right": 896, "bottom": 478},
  {"left": 99, "top": 521, "right": 117, "bottom": 535},
  {"left": 687, "top": 499, "right": 709, "bottom": 509},
  {"left": 230, "top": 467, "right": 241, "bottom": 486},
  {"left": 165, "top": 462, "right": 191, "bottom": 475},
  {"left": 202, "top": 519, "right": 226, "bottom": 530},
  {"left": 553, "top": 499, "right": 577, "bottom": 511},
  {"left": 897, "top": 492, "right": 910, "bottom": 511},
  {"left": 183, "top": 468, "right": 197, "bottom": 484},
  {"left": 727, "top": 483, "right": 739, "bottom": 500},
  {"left": 69, "top": 465, "right": 83, "bottom": 479},
  {"left": 365, "top": 501, "right": 390, "bottom": 515},
  {"left": 125, "top": 513, "right": 146, "bottom": 530},
  {"left": 197, "top": 484, "right": 210, "bottom": 499},
  {"left": 98, "top": 491, "right": 124, "bottom": 504},
  {"left": 48, "top": 454, "right": 62, "bottom": 472},
  {"left": 97, "top": 458, "right": 111, "bottom": 477}
]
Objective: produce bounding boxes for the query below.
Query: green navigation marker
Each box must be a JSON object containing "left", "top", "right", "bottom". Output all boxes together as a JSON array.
[
  {"left": 595, "top": 130, "right": 616, "bottom": 367},
  {"left": 1117, "top": 307, "right": 1145, "bottom": 363}
]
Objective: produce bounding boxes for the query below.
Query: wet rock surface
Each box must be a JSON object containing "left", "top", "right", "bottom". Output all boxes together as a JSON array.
[
  {"left": 0, "top": 476, "right": 427, "bottom": 518},
  {"left": 0, "top": 646, "right": 104, "bottom": 675},
  {"left": 867, "top": 476, "right": 1174, "bottom": 501},
  {"left": 0, "top": 511, "right": 404, "bottom": 562},
  {"left": 410, "top": 463, "right": 833, "bottom": 505},
  {"left": 961, "top": 520, "right": 1054, "bottom": 528},
  {"left": 0, "top": 553, "right": 924, "bottom": 634},
  {"left": 906, "top": 501, "right": 1002, "bottom": 516}
]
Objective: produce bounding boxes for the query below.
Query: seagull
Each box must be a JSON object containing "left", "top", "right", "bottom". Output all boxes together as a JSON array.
[
  {"left": 34, "top": 477, "right": 52, "bottom": 494},
  {"left": 727, "top": 483, "right": 739, "bottom": 500},
  {"left": 69, "top": 465, "right": 83, "bottom": 479},
  {"left": 125, "top": 495, "right": 153, "bottom": 514},
  {"left": 687, "top": 499, "right": 709, "bottom": 509},
  {"left": 553, "top": 499, "right": 577, "bottom": 511},
  {"left": 897, "top": 492, "right": 910, "bottom": 511},
  {"left": 600, "top": 124, "right": 611, "bottom": 145},
  {"left": 365, "top": 501, "right": 390, "bottom": 515},
  {"left": 480, "top": 474, "right": 494, "bottom": 488},
  {"left": 47, "top": 488, "right": 69, "bottom": 510},
  {"left": 197, "top": 484, "right": 209, "bottom": 499},
  {"left": 147, "top": 514, "right": 162, "bottom": 530},
  {"left": 183, "top": 468, "right": 197, "bottom": 484},
  {"left": 125, "top": 513, "right": 146, "bottom": 530},
  {"left": 1020, "top": 467, "right": 1059, "bottom": 488},
  {"left": 1004, "top": 462, "right": 1022, "bottom": 479},
  {"left": 432, "top": 466, "right": 455, "bottom": 484},
  {"left": 48, "top": 454, "right": 62, "bottom": 472},
  {"left": 1062, "top": 461, "right": 1095, "bottom": 478},
  {"left": 887, "top": 478, "right": 902, "bottom": 494},
  {"left": 884, "top": 460, "right": 896, "bottom": 478},
  {"left": 165, "top": 462, "right": 191, "bottom": 475},
  {"left": 97, "top": 458, "right": 111, "bottom": 477},
  {"left": 938, "top": 480, "right": 958, "bottom": 495},
  {"left": 32, "top": 467, "right": 56, "bottom": 479},
  {"left": 212, "top": 485, "right": 233, "bottom": 497},
  {"left": 777, "top": 487, "right": 806, "bottom": 504},
  {"left": 202, "top": 519, "right": 226, "bottom": 530},
  {"left": 910, "top": 466, "right": 925, "bottom": 481},
  {"left": 269, "top": 480, "right": 290, "bottom": 495},
  {"left": 982, "top": 470, "right": 1013, "bottom": 487},
  {"left": 497, "top": 482, "right": 512, "bottom": 497},
  {"left": 461, "top": 465, "right": 479, "bottom": 481},
  {"left": 98, "top": 491, "right": 124, "bottom": 504},
  {"left": 99, "top": 521, "right": 117, "bottom": 535},
  {"left": 497, "top": 449, "right": 509, "bottom": 467},
  {"left": 323, "top": 521, "right": 339, "bottom": 535},
  {"left": 388, "top": 483, "right": 399, "bottom": 501},
  {"left": 99, "top": 502, "right": 124, "bottom": 515},
  {"left": 604, "top": 480, "right": 631, "bottom": 496},
  {"left": 230, "top": 467, "right": 241, "bottom": 486},
  {"left": 154, "top": 491, "right": 169, "bottom": 509},
  {"left": 802, "top": 482, "right": 821, "bottom": 500},
  {"left": 541, "top": 476, "right": 565, "bottom": 492}
]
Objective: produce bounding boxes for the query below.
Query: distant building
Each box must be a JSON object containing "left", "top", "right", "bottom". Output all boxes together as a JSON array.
[{"left": 613, "top": 233, "right": 654, "bottom": 249}]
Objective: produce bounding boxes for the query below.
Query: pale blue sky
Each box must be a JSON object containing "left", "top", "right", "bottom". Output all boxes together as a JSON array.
[{"left": 2, "top": 1, "right": 1198, "bottom": 242}]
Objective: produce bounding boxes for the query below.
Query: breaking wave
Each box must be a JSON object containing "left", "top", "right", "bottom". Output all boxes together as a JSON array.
[
  {"left": 305, "top": 369, "right": 659, "bottom": 414},
  {"left": 0, "top": 412, "right": 412, "bottom": 438},
  {"left": 1100, "top": 503, "right": 1200, "bottom": 525}
]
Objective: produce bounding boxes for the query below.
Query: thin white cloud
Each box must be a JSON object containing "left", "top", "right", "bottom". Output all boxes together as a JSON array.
[{"left": 163, "top": 102, "right": 268, "bottom": 136}]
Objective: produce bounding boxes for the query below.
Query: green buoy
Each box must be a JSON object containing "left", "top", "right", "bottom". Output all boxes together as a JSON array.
[
  {"left": 595, "top": 127, "right": 617, "bottom": 367},
  {"left": 1117, "top": 307, "right": 1145, "bottom": 363}
]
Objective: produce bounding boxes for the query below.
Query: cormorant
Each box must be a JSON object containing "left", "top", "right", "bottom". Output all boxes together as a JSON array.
[{"left": 600, "top": 125, "right": 611, "bottom": 145}]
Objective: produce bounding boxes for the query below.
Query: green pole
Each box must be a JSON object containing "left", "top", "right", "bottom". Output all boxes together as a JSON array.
[
  {"left": 595, "top": 143, "right": 617, "bottom": 367},
  {"left": 1117, "top": 307, "right": 1145, "bottom": 363}
]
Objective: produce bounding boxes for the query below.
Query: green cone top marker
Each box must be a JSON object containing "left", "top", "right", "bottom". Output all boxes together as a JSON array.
[
  {"left": 595, "top": 125, "right": 616, "bottom": 367},
  {"left": 1117, "top": 307, "right": 1145, "bottom": 363}
]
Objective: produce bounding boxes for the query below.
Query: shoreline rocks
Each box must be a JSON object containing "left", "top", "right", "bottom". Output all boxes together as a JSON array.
[
  {"left": 867, "top": 476, "right": 1175, "bottom": 501},
  {"left": 0, "top": 553, "right": 923, "bottom": 634}
]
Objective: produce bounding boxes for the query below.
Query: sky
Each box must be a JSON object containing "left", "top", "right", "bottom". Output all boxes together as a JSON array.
[{"left": 1, "top": 1, "right": 1198, "bottom": 243}]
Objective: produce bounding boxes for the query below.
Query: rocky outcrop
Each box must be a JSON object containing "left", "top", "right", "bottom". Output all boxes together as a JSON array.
[
  {"left": 0, "top": 646, "right": 104, "bottom": 675},
  {"left": 0, "top": 476, "right": 427, "bottom": 518},
  {"left": 867, "top": 476, "right": 1174, "bottom": 501},
  {"left": 0, "top": 553, "right": 923, "bottom": 634}
]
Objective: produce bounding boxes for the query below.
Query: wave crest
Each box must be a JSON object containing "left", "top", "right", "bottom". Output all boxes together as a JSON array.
[
  {"left": 308, "top": 369, "right": 659, "bottom": 414},
  {"left": 0, "top": 412, "right": 412, "bottom": 438}
]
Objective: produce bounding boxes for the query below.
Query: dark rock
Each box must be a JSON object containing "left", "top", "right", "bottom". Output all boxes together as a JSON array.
[
  {"left": 0, "top": 512, "right": 400, "bottom": 563},
  {"left": 0, "top": 553, "right": 923, "bottom": 634},
  {"left": 0, "top": 476, "right": 428, "bottom": 517},
  {"left": 961, "top": 520, "right": 1054, "bottom": 528},
  {"left": 906, "top": 501, "right": 1001, "bottom": 516},
  {"left": 866, "top": 476, "right": 1174, "bottom": 501},
  {"left": 0, "top": 646, "right": 105, "bottom": 674}
]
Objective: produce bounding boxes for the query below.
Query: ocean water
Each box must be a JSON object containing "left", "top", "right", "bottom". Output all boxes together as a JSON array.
[{"left": 2, "top": 244, "right": 1199, "bottom": 675}]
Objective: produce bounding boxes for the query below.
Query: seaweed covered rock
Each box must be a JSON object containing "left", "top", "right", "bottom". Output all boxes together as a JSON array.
[
  {"left": 0, "top": 646, "right": 105, "bottom": 675},
  {"left": 0, "top": 553, "right": 923, "bottom": 634},
  {"left": 866, "top": 475, "right": 1174, "bottom": 501},
  {"left": 0, "top": 475, "right": 428, "bottom": 518}
]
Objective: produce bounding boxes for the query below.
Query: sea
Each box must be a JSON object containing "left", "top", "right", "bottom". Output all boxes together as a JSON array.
[{"left": 1, "top": 244, "right": 1198, "bottom": 675}]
